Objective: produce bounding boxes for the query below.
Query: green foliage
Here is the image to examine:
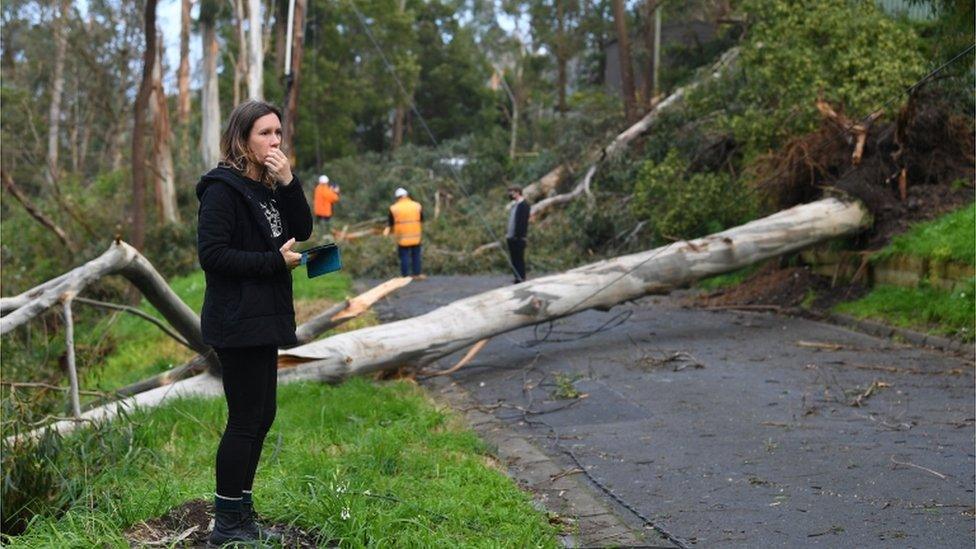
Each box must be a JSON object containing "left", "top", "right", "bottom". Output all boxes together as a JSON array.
[
  {"left": 632, "top": 149, "right": 756, "bottom": 240},
  {"left": 689, "top": 0, "right": 927, "bottom": 161},
  {"left": 835, "top": 280, "right": 975, "bottom": 341},
  {"left": 696, "top": 263, "right": 764, "bottom": 290},
  {"left": 3, "top": 380, "right": 558, "bottom": 546},
  {"left": 872, "top": 203, "right": 976, "bottom": 265}
]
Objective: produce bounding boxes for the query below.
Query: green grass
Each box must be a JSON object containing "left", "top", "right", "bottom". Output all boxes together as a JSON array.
[
  {"left": 696, "top": 263, "right": 762, "bottom": 290},
  {"left": 84, "top": 270, "right": 352, "bottom": 391},
  {"left": 4, "top": 379, "right": 558, "bottom": 547},
  {"left": 872, "top": 203, "right": 976, "bottom": 265},
  {"left": 834, "top": 280, "right": 975, "bottom": 341}
]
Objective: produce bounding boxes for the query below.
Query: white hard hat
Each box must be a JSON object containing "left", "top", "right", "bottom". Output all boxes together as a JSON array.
[
  {"left": 394, "top": 187, "right": 408, "bottom": 198},
  {"left": 318, "top": 174, "right": 329, "bottom": 184}
]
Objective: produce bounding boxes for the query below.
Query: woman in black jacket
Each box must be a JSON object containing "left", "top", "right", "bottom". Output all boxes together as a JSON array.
[{"left": 196, "top": 100, "right": 312, "bottom": 545}]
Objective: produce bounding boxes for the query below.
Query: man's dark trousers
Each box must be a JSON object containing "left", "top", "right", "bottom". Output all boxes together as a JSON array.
[
  {"left": 506, "top": 237, "right": 526, "bottom": 282},
  {"left": 397, "top": 244, "right": 422, "bottom": 276}
]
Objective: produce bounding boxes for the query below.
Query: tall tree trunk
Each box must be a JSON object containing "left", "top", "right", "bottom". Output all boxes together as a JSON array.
[
  {"left": 282, "top": 0, "right": 307, "bottom": 159},
  {"left": 177, "top": 0, "right": 191, "bottom": 162},
  {"left": 150, "top": 29, "right": 179, "bottom": 224},
  {"left": 390, "top": 0, "right": 410, "bottom": 150},
  {"left": 392, "top": 106, "right": 407, "bottom": 150},
  {"left": 556, "top": 0, "right": 567, "bottom": 113},
  {"left": 274, "top": 0, "right": 287, "bottom": 72},
  {"left": 178, "top": 0, "right": 191, "bottom": 124},
  {"left": 247, "top": 0, "right": 264, "bottom": 100},
  {"left": 233, "top": 0, "right": 247, "bottom": 106},
  {"left": 46, "top": 0, "right": 70, "bottom": 188},
  {"left": 130, "top": 0, "right": 158, "bottom": 252},
  {"left": 69, "top": 73, "right": 80, "bottom": 173},
  {"left": 611, "top": 0, "right": 637, "bottom": 124},
  {"left": 200, "top": 2, "right": 222, "bottom": 169},
  {"left": 640, "top": 0, "right": 658, "bottom": 107}
]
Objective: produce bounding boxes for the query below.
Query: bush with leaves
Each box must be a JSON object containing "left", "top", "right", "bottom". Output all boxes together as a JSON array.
[
  {"left": 632, "top": 149, "right": 756, "bottom": 240},
  {"left": 689, "top": 0, "right": 926, "bottom": 162}
]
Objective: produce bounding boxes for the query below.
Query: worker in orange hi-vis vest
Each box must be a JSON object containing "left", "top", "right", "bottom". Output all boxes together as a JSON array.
[
  {"left": 313, "top": 174, "right": 340, "bottom": 236},
  {"left": 383, "top": 187, "right": 425, "bottom": 279}
]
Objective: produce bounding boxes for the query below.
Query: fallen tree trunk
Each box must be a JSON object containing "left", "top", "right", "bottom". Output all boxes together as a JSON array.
[
  {"left": 530, "top": 47, "right": 739, "bottom": 220},
  {"left": 279, "top": 197, "right": 868, "bottom": 381},
  {"left": 104, "top": 277, "right": 412, "bottom": 398},
  {"left": 0, "top": 240, "right": 216, "bottom": 370},
  {"left": 12, "top": 197, "right": 869, "bottom": 442}
]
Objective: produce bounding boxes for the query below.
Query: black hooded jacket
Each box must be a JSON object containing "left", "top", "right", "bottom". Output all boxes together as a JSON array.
[{"left": 196, "top": 166, "right": 313, "bottom": 348}]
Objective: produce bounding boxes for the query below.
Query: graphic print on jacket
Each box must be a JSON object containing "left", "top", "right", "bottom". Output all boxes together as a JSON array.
[{"left": 259, "top": 199, "right": 283, "bottom": 238}]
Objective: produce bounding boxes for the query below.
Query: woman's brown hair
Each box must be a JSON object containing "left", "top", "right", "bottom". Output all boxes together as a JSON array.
[{"left": 219, "top": 100, "right": 282, "bottom": 186}]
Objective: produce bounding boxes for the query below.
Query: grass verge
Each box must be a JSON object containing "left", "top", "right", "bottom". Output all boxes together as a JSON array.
[
  {"left": 834, "top": 280, "right": 975, "bottom": 341},
  {"left": 4, "top": 379, "right": 558, "bottom": 547},
  {"left": 872, "top": 203, "right": 975, "bottom": 265}
]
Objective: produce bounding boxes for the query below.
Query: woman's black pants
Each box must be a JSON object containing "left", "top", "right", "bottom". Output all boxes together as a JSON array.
[{"left": 214, "top": 345, "right": 278, "bottom": 498}]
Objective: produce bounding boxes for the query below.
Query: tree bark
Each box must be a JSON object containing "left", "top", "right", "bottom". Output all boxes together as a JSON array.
[
  {"left": 273, "top": 0, "right": 287, "bottom": 72},
  {"left": 150, "top": 29, "right": 179, "bottom": 224},
  {"left": 611, "top": 0, "right": 638, "bottom": 124},
  {"left": 521, "top": 164, "right": 570, "bottom": 203},
  {"left": 280, "top": 198, "right": 870, "bottom": 381},
  {"left": 200, "top": 2, "right": 222, "bottom": 169},
  {"left": 640, "top": 0, "right": 659, "bottom": 108},
  {"left": 9, "top": 197, "right": 871, "bottom": 443},
  {"left": 556, "top": 0, "right": 567, "bottom": 113},
  {"left": 1, "top": 170, "right": 76, "bottom": 253},
  {"left": 0, "top": 241, "right": 214, "bottom": 374},
  {"left": 45, "top": 0, "right": 71, "bottom": 189},
  {"left": 130, "top": 0, "right": 158, "bottom": 252},
  {"left": 247, "top": 0, "right": 264, "bottom": 100},
  {"left": 177, "top": 0, "right": 191, "bottom": 127},
  {"left": 282, "top": 0, "right": 307, "bottom": 159},
  {"left": 233, "top": 0, "right": 248, "bottom": 107}
]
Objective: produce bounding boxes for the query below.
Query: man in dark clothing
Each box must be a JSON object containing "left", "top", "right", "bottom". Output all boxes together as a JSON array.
[{"left": 506, "top": 186, "right": 530, "bottom": 283}]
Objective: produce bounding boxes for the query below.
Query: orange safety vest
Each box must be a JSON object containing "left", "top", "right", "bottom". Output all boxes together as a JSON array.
[
  {"left": 389, "top": 197, "right": 422, "bottom": 246},
  {"left": 314, "top": 184, "right": 340, "bottom": 217}
]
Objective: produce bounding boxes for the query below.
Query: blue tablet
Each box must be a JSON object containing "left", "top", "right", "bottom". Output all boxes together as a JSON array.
[{"left": 300, "top": 243, "right": 342, "bottom": 278}]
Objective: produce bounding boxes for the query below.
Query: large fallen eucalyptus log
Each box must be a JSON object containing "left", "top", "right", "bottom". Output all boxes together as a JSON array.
[
  {"left": 529, "top": 47, "right": 740, "bottom": 220},
  {"left": 281, "top": 197, "right": 868, "bottom": 380},
  {"left": 12, "top": 197, "right": 869, "bottom": 443}
]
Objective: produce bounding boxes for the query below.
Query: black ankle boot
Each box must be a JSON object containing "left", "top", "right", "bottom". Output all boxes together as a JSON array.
[
  {"left": 242, "top": 501, "right": 283, "bottom": 544},
  {"left": 209, "top": 499, "right": 260, "bottom": 547}
]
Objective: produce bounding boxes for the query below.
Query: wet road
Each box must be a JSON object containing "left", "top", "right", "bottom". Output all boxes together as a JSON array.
[{"left": 367, "top": 275, "right": 975, "bottom": 548}]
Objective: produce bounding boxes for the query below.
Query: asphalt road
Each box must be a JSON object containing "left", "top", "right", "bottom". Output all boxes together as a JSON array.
[{"left": 365, "top": 275, "right": 975, "bottom": 548}]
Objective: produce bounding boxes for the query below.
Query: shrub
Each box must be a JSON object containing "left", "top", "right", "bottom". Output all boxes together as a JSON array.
[
  {"left": 632, "top": 149, "right": 756, "bottom": 240},
  {"left": 688, "top": 0, "right": 926, "bottom": 162}
]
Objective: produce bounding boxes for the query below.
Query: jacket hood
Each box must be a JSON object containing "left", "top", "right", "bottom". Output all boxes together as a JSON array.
[{"left": 196, "top": 166, "right": 268, "bottom": 201}]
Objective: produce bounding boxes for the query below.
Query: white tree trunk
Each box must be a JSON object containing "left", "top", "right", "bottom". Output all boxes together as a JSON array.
[
  {"left": 150, "top": 31, "right": 179, "bottom": 224},
  {"left": 45, "top": 0, "right": 70, "bottom": 188},
  {"left": 233, "top": 0, "right": 247, "bottom": 106},
  {"left": 200, "top": 19, "right": 221, "bottom": 169},
  {"left": 527, "top": 47, "right": 740, "bottom": 218},
  {"left": 0, "top": 242, "right": 212, "bottom": 371},
  {"left": 282, "top": 198, "right": 868, "bottom": 380},
  {"left": 8, "top": 198, "right": 869, "bottom": 443},
  {"left": 177, "top": 0, "right": 191, "bottom": 127},
  {"left": 247, "top": 0, "right": 264, "bottom": 100}
]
